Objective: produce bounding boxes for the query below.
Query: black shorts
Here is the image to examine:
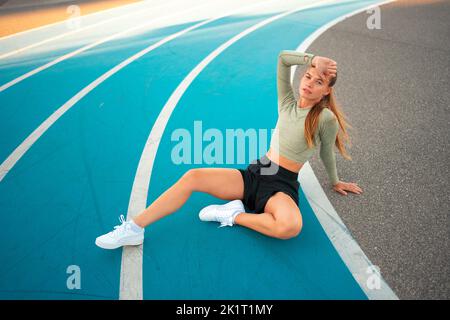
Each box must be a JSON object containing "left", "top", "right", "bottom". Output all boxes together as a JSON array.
[{"left": 237, "top": 155, "right": 300, "bottom": 213}]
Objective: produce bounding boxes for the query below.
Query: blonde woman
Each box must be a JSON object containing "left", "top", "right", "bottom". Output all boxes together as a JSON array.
[{"left": 95, "top": 50, "right": 363, "bottom": 249}]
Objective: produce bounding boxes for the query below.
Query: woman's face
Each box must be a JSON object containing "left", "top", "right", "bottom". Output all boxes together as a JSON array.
[{"left": 299, "top": 66, "right": 331, "bottom": 101}]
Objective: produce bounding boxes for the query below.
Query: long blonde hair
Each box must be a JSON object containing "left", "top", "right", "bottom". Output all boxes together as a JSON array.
[{"left": 303, "top": 72, "right": 352, "bottom": 160}]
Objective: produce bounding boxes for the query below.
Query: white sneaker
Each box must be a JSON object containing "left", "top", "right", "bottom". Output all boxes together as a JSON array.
[
  {"left": 95, "top": 215, "right": 144, "bottom": 250},
  {"left": 198, "top": 199, "right": 245, "bottom": 228}
]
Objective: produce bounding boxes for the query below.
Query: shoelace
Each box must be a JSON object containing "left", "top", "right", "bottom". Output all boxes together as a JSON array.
[
  {"left": 112, "top": 214, "right": 130, "bottom": 237},
  {"left": 217, "top": 205, "right": 241, "bottom": 228},
  {"left": 218, "top": 221, "right": 232, "bottom": 228}
]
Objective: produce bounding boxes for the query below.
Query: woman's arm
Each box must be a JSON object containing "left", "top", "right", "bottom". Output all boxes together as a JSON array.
[
  {"left": 319, "top": 117, "right": 340, "bottom": 186},
  {"left": 277, "top": 50, "right": 315, "bottom": 111}
]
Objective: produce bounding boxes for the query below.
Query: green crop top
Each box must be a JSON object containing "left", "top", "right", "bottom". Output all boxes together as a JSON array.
[{"left": 269, "top": 50, "right": 340, "bottom": 185}]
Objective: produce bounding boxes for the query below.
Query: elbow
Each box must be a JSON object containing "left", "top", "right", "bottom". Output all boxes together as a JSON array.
[
  {"left": 278, "top": 50, "right": 288, "bottom": 58},
  {"left": 278, "top": 52, "right": 286, "bottom": 66},
  {"left": 278, "top": 50, "right": 293, "bottom": 64}
]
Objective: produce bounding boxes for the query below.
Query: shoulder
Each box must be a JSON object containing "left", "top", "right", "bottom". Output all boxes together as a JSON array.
[
  {"left": 318, "top": 108, "right": 339, "bottom": 141},
  {"left": 319, "top": 108, "right": 337, "bottom": 129},
  {"left": 320, "top": 107, "right": 337, "bottom": 121}
]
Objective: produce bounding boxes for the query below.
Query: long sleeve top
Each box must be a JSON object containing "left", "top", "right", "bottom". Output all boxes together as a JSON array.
[{"left": 269, "top": 50, "right": 340, "bottom": 185}]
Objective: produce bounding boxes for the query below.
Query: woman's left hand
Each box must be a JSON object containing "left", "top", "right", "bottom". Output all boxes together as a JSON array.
[
  {"left": 332, "top": 181, "right": 363, "bottom": 196},
  {"left": 312, "top": 56, "right": 337, "bottom": 79}
]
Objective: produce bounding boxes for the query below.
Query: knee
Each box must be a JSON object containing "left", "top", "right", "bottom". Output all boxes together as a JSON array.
[
  {"left": 274, "top": 220, "right": 303, "bottom": 240},
  {"left": 181, "top": 169, "right": 201, "bottom": 188}
]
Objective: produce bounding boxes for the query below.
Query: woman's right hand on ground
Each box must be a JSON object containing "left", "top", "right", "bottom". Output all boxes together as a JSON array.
[
  {"left": 332, "top": 180, "right": 363, "bottom": 196},
  {"left": 312, "top": 56, "right": 337, "bottom": 79}
]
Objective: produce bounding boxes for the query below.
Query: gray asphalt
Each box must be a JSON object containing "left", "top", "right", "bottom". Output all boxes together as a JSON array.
[
  {"left": 1, "top": 0, "right": 447, "bottom": 300},
  {"left": 307, "top": 0, "right": 450, "bottom": 299}
]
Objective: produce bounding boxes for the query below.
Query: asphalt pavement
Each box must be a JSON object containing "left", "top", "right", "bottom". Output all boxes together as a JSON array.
[{"left": 308, "top": 0, "right": 449, "bottom": 299}]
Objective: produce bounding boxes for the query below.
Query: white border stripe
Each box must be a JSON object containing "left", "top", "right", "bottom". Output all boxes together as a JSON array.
[
  {"left": 0, "top": 0, "right": 151, "bottom": 41},
  {"left": 121, "top": 0, "right": 342, "bottom": 300},
  {"left": 296, "top": 0, "right": 399, "bottom": 300},
  {"left": 0, "top": 0, "right": 399, "bottom": 300},
  {"left": 0, "top": 0, "right": 209, "bottom": 92},
  {"left": 300, "top": 164, "right": 399, "bottom": 299},
  {"left": 0, "top": 0, "right": 167, "bottom": 59},
  {"left": 0, "top": 1, "right": 213, "bottom": 183}
]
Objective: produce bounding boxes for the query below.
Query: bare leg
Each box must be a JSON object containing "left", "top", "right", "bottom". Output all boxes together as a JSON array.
[
  {"left": 133, "top": 168, "right": 245, "bottom": 228},
  {"left": 234, "top": 192, "right": 302, "bottom": 239},
  {"left": 133, "top": 175, "right": 192, "bottom": 227},
  {"left": 234, "top": 212, "right": 279, "bottom": 238}
]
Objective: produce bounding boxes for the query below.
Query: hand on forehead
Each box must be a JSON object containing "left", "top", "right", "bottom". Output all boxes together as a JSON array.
[{"left": 308, "top": 66, "right": 333, "bottom": 83}]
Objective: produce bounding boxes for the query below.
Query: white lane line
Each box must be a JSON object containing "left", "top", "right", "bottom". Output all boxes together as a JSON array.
[
  {"left": 0, "top": 0, "right": 152, "bottom": 42},
  {"left": 0, "top": 1, "right": 216, "bottom": 183},
  {"left": 0, "top": 0, "right": 278, "bottom": 182},
  {"left": 0, "top": 0, "right": 210, "bottom": 92},
  {"left": 300, "top": 164, "right": 399, "bottom": 299},
  {"left": 121, "top": 0, "right": 339, "bottom": 300},
  {"left": 0, "top": 0, "right": 169, "bottom": 59},
  {"left": 295, "top": 0, "right": 399, "bottom": 300}
]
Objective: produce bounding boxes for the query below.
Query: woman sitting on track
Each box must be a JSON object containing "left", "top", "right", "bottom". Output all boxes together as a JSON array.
[{"left": 95, "top": 50, "right": 363, "bottom": 249}]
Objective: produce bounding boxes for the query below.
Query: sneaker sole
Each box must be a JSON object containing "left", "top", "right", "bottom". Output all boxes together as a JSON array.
[
  {"left": 95, "top": 237, "right": 144, "bottom": 250},
  {"left": 198, "top": 203, "right": 244, "bottom": 222}
]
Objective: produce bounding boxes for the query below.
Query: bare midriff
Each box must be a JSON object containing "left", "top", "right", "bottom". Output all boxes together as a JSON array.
[{"left": 265, "top": 147, "right": 303, "bottom": 174}]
